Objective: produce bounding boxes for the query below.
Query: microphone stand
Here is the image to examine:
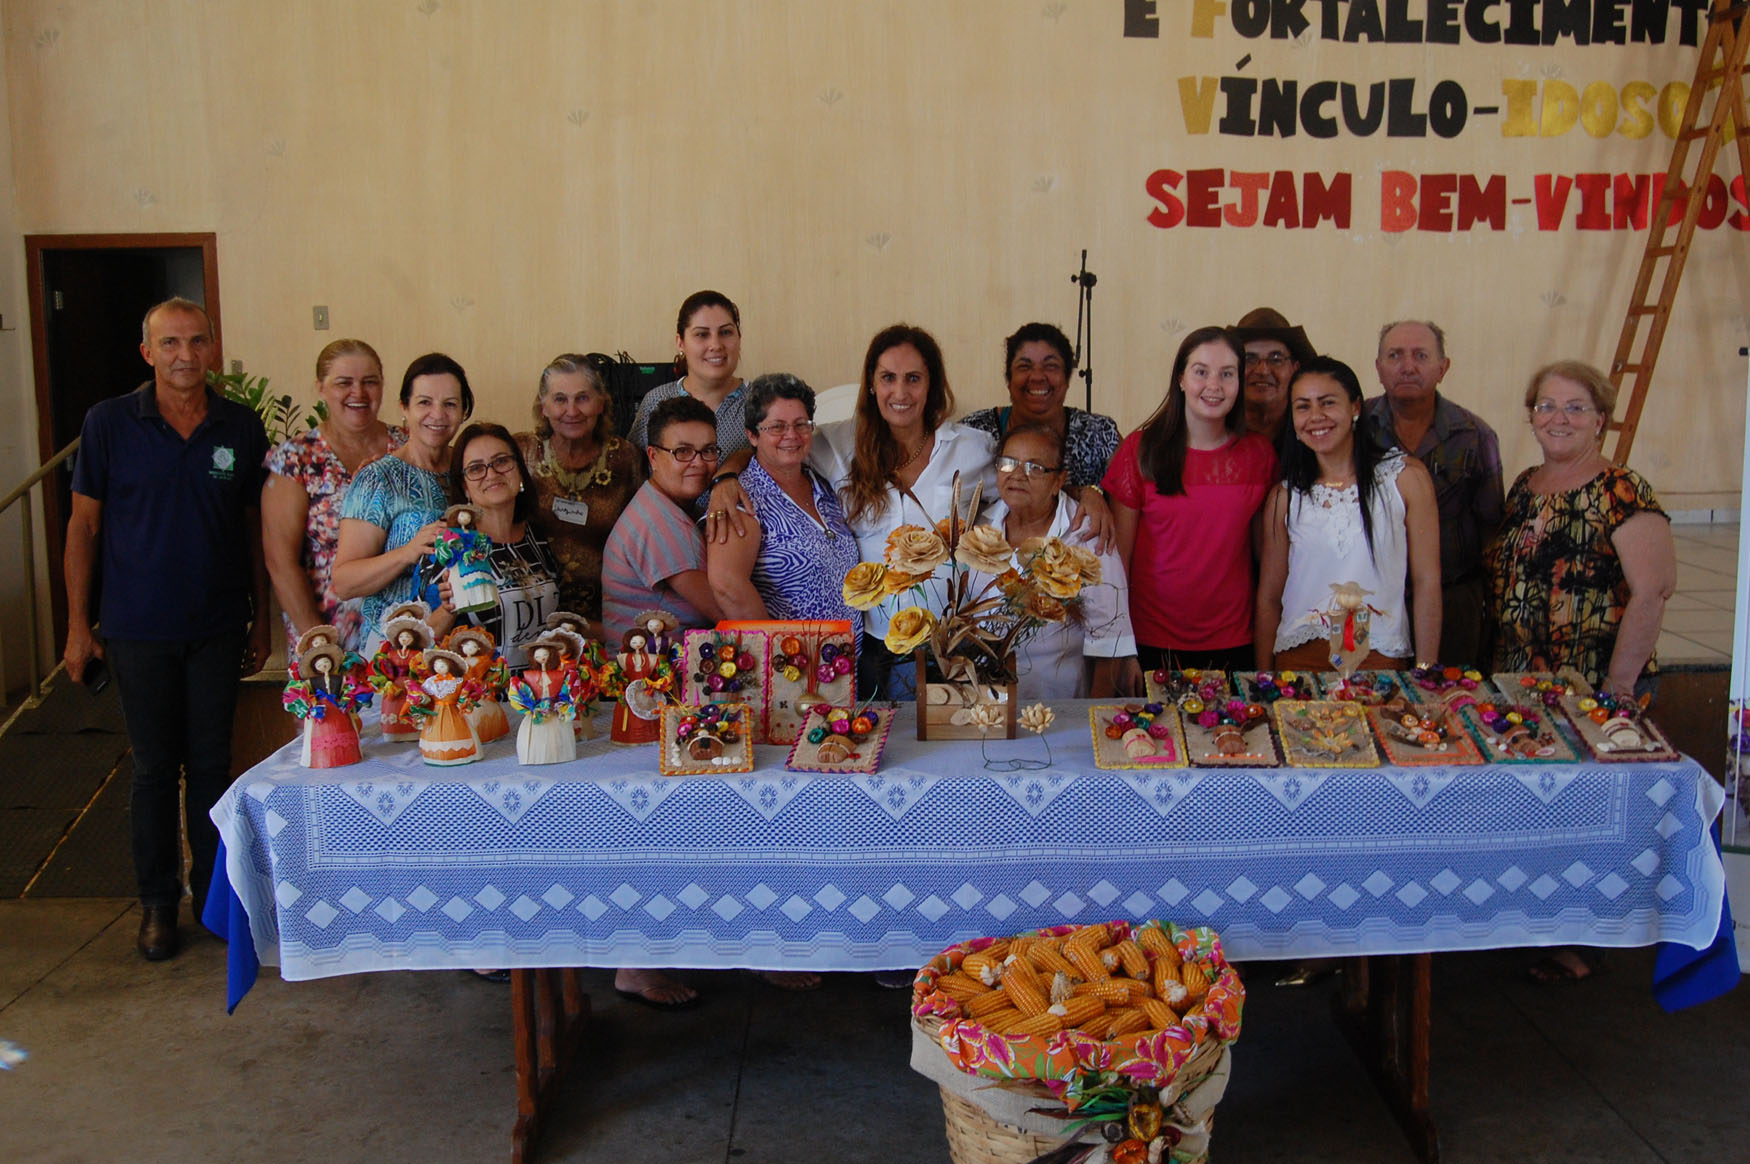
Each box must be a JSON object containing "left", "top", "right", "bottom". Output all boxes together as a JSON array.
[{"left": 1071, "top": 250, "right": 1096, "bottom": 412}]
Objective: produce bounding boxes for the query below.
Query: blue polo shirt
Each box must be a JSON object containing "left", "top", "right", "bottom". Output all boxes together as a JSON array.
[{"left": 70, "top": 381, "right": 269, "bottom": 641}]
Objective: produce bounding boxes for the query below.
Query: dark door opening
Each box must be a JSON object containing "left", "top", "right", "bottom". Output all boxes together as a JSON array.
[{"left": 25, "top": 232, "right": 223, "bottom": 650}]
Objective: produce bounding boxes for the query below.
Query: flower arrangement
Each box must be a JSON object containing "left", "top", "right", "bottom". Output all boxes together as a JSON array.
[{"left": 840, "top": 474, "right": 1101, "bottom": 697}]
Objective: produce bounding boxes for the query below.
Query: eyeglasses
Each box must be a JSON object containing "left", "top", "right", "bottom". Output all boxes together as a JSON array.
[
  {"left": 1244, "top": 352, "right": 1295, "bottom": 368},
  {"left": 1531, "top": 401, "right": 1597, "bottom": 419},
  {"left": 651, "top": 443, "right": 722, "bottom": 463},
  {"left": 756, "top": 420, "right": 816, "bottom": 437},
  {"left": 995, "top": 455, "right": 1061, "bottom": 479},
  {"left": 462, "top": 453, "right": 519, "bottom": 481}
]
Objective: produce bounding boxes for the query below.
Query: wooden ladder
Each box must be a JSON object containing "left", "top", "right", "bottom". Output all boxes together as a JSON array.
[{"left": 1606, "top": 0, "right": 1750, "bottom": 464}]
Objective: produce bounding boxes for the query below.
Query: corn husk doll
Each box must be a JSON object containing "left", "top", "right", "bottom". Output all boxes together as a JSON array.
[
  {"left": 508, "top": 637, "right": 583, "bottom": 764},
  {"left": 284, "top": 642, "right": 373, "bottom": 768},
  {"left": 447, "top": 625, "right": 511, "bottom": 744},
  {"left": 543, "top": 622, "right": 602, "bottom": 739},
  {"left": 407, "top": 646, "right": 484, "bottom": 766},
  {"left": 434, "top": 502, "right": 498, "bottom": 614},
  {"left": 370, "top": 608, "right": 435, "bottom": 741}
]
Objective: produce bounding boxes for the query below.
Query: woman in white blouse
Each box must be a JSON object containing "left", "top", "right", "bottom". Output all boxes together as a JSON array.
[
  {"left": 707, "top": 324, "right": 1113, "bottom": 699},
  {"left": 981, "top": 424, "right": 1136, "bottom": 699}
]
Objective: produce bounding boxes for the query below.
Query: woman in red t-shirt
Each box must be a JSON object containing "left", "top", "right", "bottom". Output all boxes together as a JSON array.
[{"left": 1103, "top": 325, "right": 1278, "bottom": 683}]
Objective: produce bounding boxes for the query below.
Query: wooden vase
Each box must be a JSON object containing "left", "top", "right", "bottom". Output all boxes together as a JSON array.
[{"left": 913, "top": 650, "right": 1018, "bottom": 741}]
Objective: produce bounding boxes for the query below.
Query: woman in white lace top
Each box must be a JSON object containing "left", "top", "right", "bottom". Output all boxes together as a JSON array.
[{"left": 1254, "top": 356, "right": 1442, "bottom": 670}]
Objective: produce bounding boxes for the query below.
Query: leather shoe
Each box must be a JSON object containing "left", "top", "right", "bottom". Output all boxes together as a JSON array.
[{"left": 137, "top": 903, "right": 179, "bottom": 961}]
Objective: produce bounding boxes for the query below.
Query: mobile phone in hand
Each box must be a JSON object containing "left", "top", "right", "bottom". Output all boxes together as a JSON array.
[{"left": 82, "top": 656, "right": 110, "bottom": 695}]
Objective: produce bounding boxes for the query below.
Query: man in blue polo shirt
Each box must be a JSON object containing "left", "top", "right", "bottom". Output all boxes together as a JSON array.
[{"left": 62, "top": 297, "right": 271, "bottom": 962}]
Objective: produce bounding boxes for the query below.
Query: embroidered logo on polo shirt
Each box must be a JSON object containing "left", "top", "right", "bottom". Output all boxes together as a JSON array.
[{"left": 211, "top": 445, "right": 236, "bottom": 480}]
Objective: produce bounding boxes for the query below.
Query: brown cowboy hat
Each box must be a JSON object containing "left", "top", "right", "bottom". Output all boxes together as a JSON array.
[
  {"left": 1233, "top": 307, "right": 1318, "bottom": 365},
  {"left": 298, "top": 641, "right": 347, "bottom": 678},
  {"left": 421, "top": 646, "right": 470, "bottom": 677},
  {"left": 382, "top": 616, "right": 435, "bottom": 651},
  {"left": 295, "top": 624, "right": 343, "bottom": 658}
]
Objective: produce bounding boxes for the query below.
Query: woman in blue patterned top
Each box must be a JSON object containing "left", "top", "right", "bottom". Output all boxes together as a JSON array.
[
  {"left": 709, "top": 374, "right": 863, "bottom": 639},
  {"left": 333, "top": 353, "right": 474, "bottom": 642}
]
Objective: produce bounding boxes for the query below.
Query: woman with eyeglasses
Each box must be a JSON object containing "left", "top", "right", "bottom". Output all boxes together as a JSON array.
[
  {"left": 515, "top": 354, "right": 644, "bottom": 639},
  {"left": 707, "top": 374, "right": 862, "bottom": 637},
  {"left": 1488, "top": 361, "right": 1674, "bottom": 698},
  {"left": 984, "top": 425, "right": 1136, "bottom": 699},
  {"left": 1103, "top": 326, "right": 1278, "bottom": 682},
  {"left": 961, "top": 322, "right": 1120, "bottom": 490},
  {"left": 413, "top": 423, "right": 560, "bottom": 669},
  {"left": 333, "top": 353, "right": 473, "bottom": 643},
  {"left": 601, "top": 395, "right": 726, "bottom": 642}
]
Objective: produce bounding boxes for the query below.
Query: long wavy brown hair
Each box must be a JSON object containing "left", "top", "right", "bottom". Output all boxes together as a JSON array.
[{"left": 843, "top": 324, "right": 955, "bottom": 526}]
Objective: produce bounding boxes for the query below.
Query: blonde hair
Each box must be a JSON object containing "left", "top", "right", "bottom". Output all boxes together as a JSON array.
[
  {"left": 1524, "top": 359, "right": 1617, "bottom": 416},
  {"left": 315, "top": 338, "right": 383, "bottom": 382}
]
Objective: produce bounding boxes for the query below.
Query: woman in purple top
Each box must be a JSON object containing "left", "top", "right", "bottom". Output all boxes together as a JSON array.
[{"left": 707, "top": 374, "right": 862, "bottom": 640}]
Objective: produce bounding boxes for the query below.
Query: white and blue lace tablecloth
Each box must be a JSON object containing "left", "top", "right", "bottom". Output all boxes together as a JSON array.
[{"left": 213, "top": 702, "right": 1726, "bottom": 983}]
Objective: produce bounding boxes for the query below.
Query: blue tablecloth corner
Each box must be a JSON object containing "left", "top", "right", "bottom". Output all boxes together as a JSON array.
[{"left": 203, "top": 838, "right": 261, "bottom": 1013}]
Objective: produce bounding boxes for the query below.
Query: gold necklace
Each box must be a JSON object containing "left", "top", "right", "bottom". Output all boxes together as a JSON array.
[
  {"left": 538, "top": 437, "right": 617, "bottom": 495},
  {"left": 897, "top": 434, "right": 930, "bottom": 470}
]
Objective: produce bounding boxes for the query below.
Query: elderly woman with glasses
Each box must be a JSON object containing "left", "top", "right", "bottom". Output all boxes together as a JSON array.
[
  {"left": 984, "top": 424, "right": 1136, "bottom": 700},
  {"left": 417, "top": 422, "right": 561, "bottom": 669},
  {"left": 515, "top": 354, "right": 644, "bottom": 640},
  {"left": 600, "top": 395, "right": 726, "bottom": 641},
  {"left": 707, "top": 374, "right": 862, "bottom": 637},
  {"left": 1488, "top": 360, "right": 1674, "bottom": 699}
]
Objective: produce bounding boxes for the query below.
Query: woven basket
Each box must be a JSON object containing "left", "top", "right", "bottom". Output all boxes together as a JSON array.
[{"left": 926, "top": 1023, "right": 1225, "bottom": 1164}]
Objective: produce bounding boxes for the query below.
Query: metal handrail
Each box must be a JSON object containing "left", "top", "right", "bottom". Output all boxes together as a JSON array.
[{"left": 0, "top": 437, "right": 80, "bottom": 707}]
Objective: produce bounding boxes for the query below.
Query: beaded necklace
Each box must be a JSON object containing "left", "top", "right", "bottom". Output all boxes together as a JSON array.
[{"left": 536, "top": 436, "right": 618, "bottom": 496}]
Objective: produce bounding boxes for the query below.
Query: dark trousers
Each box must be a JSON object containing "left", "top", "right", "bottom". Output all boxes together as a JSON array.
[
  {"left": 106, "top": 632, "right": 245, "bottom": 915},
  {"left": 1137, "top": 643, "right": 1258, "bottom": 673}
]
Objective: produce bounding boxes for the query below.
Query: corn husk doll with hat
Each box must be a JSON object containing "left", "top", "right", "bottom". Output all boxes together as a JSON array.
[
  {"left": 283, "top": 641, "right": 373, "bottom": 768},
  {"left": 370, "top": 603, "right": 436, "bottom": 741},
  {"left": 446, "top": 625, "right": 511, "bottom": 744},
  {"left": 434, "top": 502, "right": 498, "bottom": 614},
  {"left": 407, "top": 646, "right": 484, "bottom": 766}
]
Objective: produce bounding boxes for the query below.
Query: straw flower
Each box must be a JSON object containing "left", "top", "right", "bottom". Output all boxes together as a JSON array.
[
  {"left": 885, "top": 525, "right": 950, "bottom": 575},
  {"left": 1019, "top": 703, "right": 1055, "bottom": 735},
  {"left": 955, "top": 525, "right": 1014, "bottom": 574},
  {"left": 1023, "top": 537, "right": 1084, "bottom": 600},
  {"left": 842, "top": 562, "right": 888, "bottom": 610},
  {"left": 1067, "top": 544, "right": 1103, "bottom": 587},
  {"left": 1022, "top": 588, "right": 1068, "bottom": 622},
  {"left": 884, "top": 607, "right": 937, "bottom": 654},
  {"left": 882, "top": 568, "right": 933, "bottom": 596}
]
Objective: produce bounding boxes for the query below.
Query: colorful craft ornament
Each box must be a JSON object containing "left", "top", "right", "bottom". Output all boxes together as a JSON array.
[
  {"left": 1090, "top": 703, "right": 1185, "bottom": 768},
  {"left": 406, "top": 647, "right": 484, "bottom": 766},
  {"left": 433, "top": 503, "right": 498, "bottom": 614},
  {"left": 283, "top": 642, "right": 372, "bottom": 768},
  {"left": 1319, "top": 581, "right": 1379, "bottom": 679},
  {"left": 786, "top": 701, "right": 894, "bottom": 773},
  {"left": 659, "top": 702, "right": 755, "bottom": 775},
  {"left": 761, "top": 621, "right": 856, "bottom": 743},
  {"left": 542, "top": 612, "right": 603, "bottom": 738},
  {"left": 607, "top": 625, "right": 677, "bottom": 745},
  {"left": 1469, "top": 701, "right": 1569, "bottom": 760},
  {"left": 1181, "top": 695, "right": 1277, "bottom": 766},
  {"left": 369, "top": 610, "right": 435, "bottom": 740},
  {"left": 446, "top": 626, "right": 511, "bottom": 745},
  {"left": 1407, "top": 662, "right": 1493, "bottom": 712},
  {"left": 508, "top": 638, "right": 583, "bottom": 765}
]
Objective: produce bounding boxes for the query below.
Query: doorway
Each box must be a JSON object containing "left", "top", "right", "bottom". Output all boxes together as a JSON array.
[{"left": 24, "top": 232, "right": 223, "bottom": 646}]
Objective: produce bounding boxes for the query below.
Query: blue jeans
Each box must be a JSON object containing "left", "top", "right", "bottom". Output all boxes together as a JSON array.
[{"left": 106, "top": 632, "right": 246, "bottom": 914}]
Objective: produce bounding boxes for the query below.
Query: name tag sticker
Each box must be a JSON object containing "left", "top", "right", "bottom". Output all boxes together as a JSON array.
[{"left": 552, "top": 497, "right": 590, "bottom": 526}]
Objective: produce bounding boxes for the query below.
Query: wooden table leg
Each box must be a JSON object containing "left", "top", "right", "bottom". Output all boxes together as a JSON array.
[
  {"left": 1335, "top": 954, "right": 1440, "bottom": 1164},
  {"left": 510, "top": 968, "right": 591, "bottom": 1164}
]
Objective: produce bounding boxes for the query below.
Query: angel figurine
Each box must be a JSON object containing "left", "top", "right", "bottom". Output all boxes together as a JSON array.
[
  {"left": 433, "top": 503, "right": 499, "bottom": 614},
  {"left": 284, "top": 642, "right": 373, "bottom": 768},
  {"left": 447, "top": 626, "right": 511, "bottom": 744},
  {"left": 370, "top": 613, "right": 435, "bottom": 740},
  {"left": 508, "top": 638, "right": 580, "bottom": 765},
  {"left": 1320, "top": 581, "right": 1381, "bottom": 681},
  {"left": 610, "top": 627, "right": 670, "bottom": 744},
  {"left": 407, "top": 647, "right": 483, "bottom": 766}
]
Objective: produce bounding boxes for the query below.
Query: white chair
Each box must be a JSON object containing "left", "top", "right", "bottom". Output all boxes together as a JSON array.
[{"left": 812, "top": 382, "right": 860, "bottom": 426}]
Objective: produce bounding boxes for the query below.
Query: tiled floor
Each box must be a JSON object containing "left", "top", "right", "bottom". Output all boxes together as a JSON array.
[{"left": 1659, "top": 523, "right": 1740, "bottom": 667}]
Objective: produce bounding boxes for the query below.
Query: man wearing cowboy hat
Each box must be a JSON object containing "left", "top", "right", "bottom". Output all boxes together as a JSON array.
[
  {"left": 1364, "top": 319, "right": 1504, "bottom": 667},
  {"left": 1232, "top": 307, "right": 1317, "bottom": 447}
]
